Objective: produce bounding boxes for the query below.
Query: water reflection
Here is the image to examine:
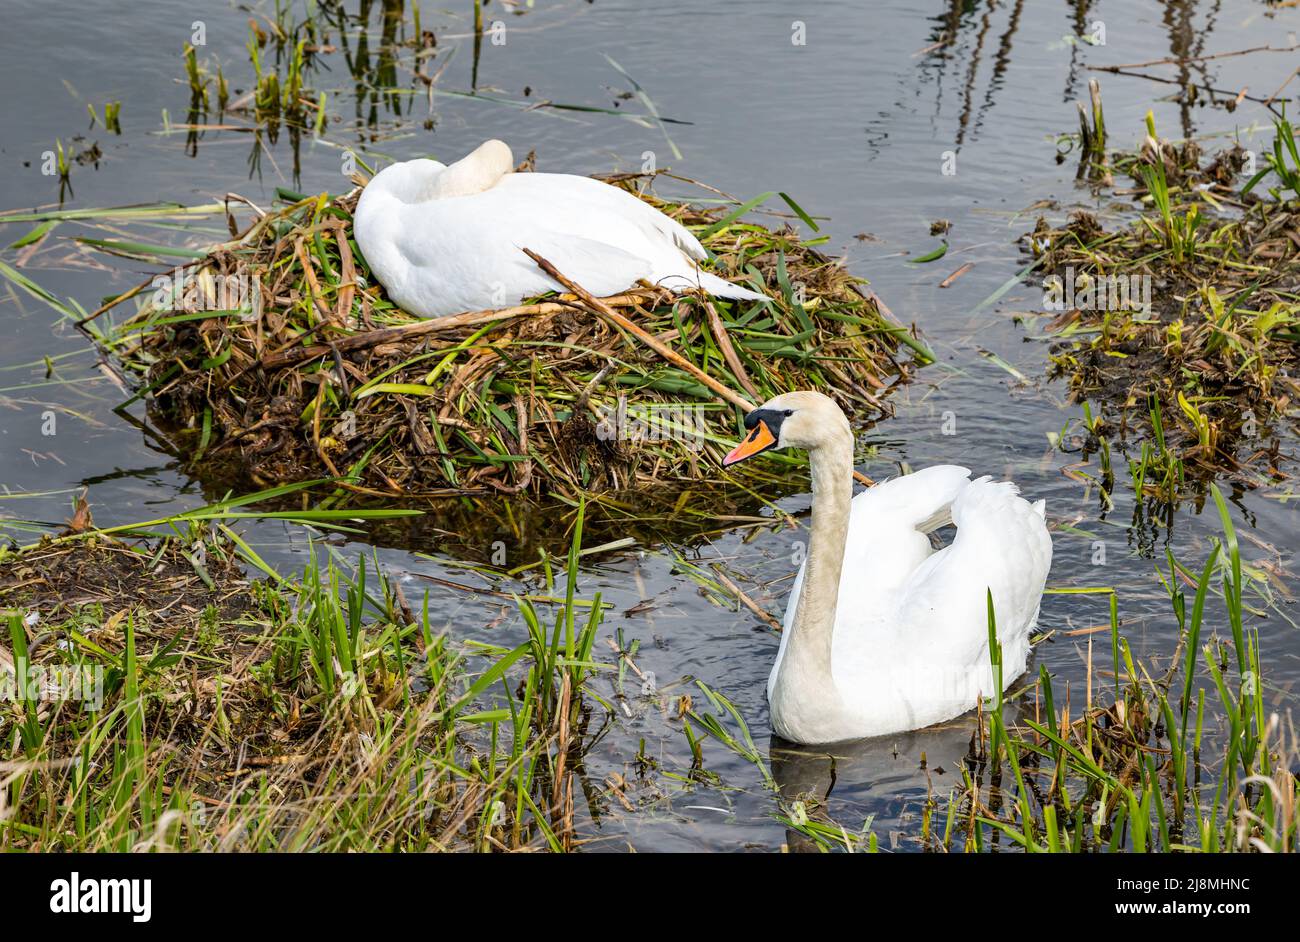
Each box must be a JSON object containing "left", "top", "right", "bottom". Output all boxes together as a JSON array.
[
  {"left": 917, "top": 0, "right": 1256, "bottom": 153},
  {"left": 771, "top": 720, "right": 978, "bottom": 852}
]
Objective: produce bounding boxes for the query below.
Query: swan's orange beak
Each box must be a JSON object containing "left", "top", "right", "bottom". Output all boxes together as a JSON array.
[{"left": 722, "top": 419, "right": 777, "bottom": 467}]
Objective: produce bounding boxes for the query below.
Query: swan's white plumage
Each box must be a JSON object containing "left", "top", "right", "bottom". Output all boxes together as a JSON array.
[
  {"left": 770, "top": 465, "right": 1052, "bottom": 739},
  {"left": 353, "top": 142, "right": 766, "bottom": 318}
]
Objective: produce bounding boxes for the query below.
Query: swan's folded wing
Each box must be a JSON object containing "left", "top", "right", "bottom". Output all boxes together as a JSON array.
[
  {"left": 388, "top": 189, "right": 657, "bottom": 312},
  {"left": 502, "top": 173, "right": 708, "bottom": 261},
  {"left": 838, "top": 465, "right": 971, "bottom": 604},
  {"left": 847, "top": 465, "right": 971, "bottom": 533},
  {"left": 889, "top": 478, "right": 1052, "bottom": 678},
  {"left": 506, "top": 231, "right": 655, "bottom": 297}
]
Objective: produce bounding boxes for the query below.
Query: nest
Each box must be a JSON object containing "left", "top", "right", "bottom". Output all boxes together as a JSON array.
[{"left": 101, "top": 173, "right": 916, "bottom": 503}]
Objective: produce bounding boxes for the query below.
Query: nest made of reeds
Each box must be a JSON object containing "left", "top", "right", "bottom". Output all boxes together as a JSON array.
[{"left": 101, "top": 172, "right": 922, "bottom": 502}]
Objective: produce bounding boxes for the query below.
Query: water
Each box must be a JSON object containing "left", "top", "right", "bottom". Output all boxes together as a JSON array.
[{"left": 1, "top": 0, "right": 1298, "bottom": 851}]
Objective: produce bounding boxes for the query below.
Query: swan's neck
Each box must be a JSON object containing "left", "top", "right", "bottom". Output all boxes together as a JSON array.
[
  {"left": 770, "top": 430, "right": 854, "bottom": 738},
  {"left": 424, "top": 141, "right": 513, "bottom": 200}
]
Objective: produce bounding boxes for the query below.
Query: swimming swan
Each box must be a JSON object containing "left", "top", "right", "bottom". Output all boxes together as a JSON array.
[
  {"left": 722, "top": 391, "right": 1052, "bottom": 744},
  {"left": 352, "top": 140, "right": 767, "bottom": 318}
]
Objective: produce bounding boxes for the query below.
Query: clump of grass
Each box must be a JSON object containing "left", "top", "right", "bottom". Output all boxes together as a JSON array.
[
  {"left": 87, "top": 101, "right": 122, "bottom": 134},
  {"left": 1139, "top": 158, "right": 1202, "bottom": 264},
  {"left": 96, "top": 172, "right": 919, "bottom": 510},
  {"left": 1242, "top": 112, "right": 1300, "bottom": 202},
  {"left": 0, "top": 504, "right": 609, "bottom": 851},
  {"left": 51, "top": 139, "right": 70, "bottom": 182},
  {"left": 183, "top": 44, "right": 209, "bottom": 109},
  {"left": 173, "top": 16, "right": 325, "bottom": 147},
  {"left": 245, "top": 26, "right": 315, "bottom": 131},
  {"left": 1074, "top": 78, "right": 1110, "bottom": 183},
  {"left": 1124, "top": 393, "right": 1185, "bottom": 505}
]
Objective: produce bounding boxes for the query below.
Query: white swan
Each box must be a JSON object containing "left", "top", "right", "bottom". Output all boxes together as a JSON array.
[
  {"left": 352, "top": 140, "right": 767, "bottom": 318},
  {"left": 722, "top": 391, "right": 1052, "bottom": 744}
]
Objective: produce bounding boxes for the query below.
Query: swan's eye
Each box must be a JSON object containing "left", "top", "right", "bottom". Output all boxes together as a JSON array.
[{"left": 783, "top": 409, "right": 794, "bottom": 417}]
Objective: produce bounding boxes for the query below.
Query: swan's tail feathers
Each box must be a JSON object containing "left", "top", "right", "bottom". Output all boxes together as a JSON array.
[
  {"left": 893, "top": 476, "right": 1051, "bottom": 688},
  {"left": 671, "top": 227, "right": 709, "bottom": 262},
  {"left": 701, "top": 272, "right": 769, "bottom": 302},
  {"left": 660, "top": 271, "right": 769, "bottom": 302},
  {"left": 950, "top": 477, "right": 1053, "bottom": 646}
]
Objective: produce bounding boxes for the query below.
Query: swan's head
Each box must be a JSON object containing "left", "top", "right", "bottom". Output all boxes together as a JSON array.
[
  {"left": 465, "top": 139, "right": 514, "bottom": 177},
  {"left": 722, "top": 391, "right": 850, "bottom": 467}
]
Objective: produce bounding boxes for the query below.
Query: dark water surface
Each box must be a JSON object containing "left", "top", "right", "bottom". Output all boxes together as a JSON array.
[{"left": 2, "top": 0, "right": 1298, "bottom": 850}]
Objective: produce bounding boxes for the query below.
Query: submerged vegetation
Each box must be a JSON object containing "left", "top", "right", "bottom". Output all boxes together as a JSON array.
[
  {"left": 0, "top": 498, "right": 608, "bottom": 851},
  {"left": 95, "top": 173, "right": 917, "bottom": 506}
]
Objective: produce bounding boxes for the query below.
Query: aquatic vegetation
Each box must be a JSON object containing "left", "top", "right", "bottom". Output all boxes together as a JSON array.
[
  {"left": 1243, "top": 113, "right": 1300, "bottom": 201},
  {"left": 182, "top": 44, "right": 209, "bottom": 109},
  {"left": 51, "top": 139, "right": 70, "bottom": 182},
  {"left": 1140, "top": 158, "right": 1203, "bottom": 265},
  {"left": 162, "top": 1, "right": 707, "bottom": 183},
  {"left": 1074, "top": 78, "right": 1110, "bottom": 183},
  {"left": 95, "top": 174, "right": 919, "bottom": 510},
  {"left": 1032, "top": 115, "right": 1300, "bottom": 492},
  {"left": 941, "top": 484, "right": 1296, "bottom": 853},
  {"left": 0, "top": 500, "right": 607, "bottom": 851},
  {"left": 170, "top": 14, "right": 330, "bottom": 166},
  {"left": 87, "top": 101, "right": 121, "bottom": 135}
]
